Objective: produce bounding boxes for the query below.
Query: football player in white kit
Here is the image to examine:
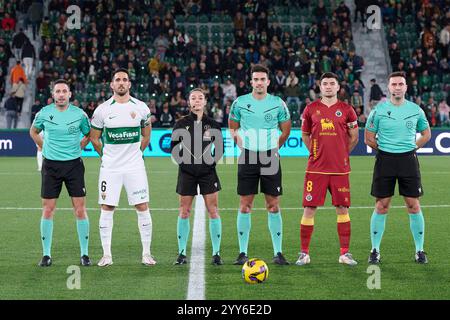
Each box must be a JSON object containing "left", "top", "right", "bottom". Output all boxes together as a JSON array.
[{"left": 90, "top": 68, "right": 155, "bottom": 266}]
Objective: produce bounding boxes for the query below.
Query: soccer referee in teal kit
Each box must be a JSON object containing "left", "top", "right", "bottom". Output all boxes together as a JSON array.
[
  {"left": 229, "top": 64, "right": 292, "bottom": 265},
  {"left": 365, "top": 71, "right": 431, "bottom": 265},
  {"left": 30, "top": 79, "right": 91, "bottom": 267}
]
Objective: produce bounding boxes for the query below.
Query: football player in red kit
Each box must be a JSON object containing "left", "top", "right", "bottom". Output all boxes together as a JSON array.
[{"left": 296, "top": 72, "right": 359, "bottom": 266}]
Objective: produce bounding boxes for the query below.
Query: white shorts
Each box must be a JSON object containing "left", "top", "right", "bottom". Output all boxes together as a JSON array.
[{"left": 98, "top": 169, "right": 149, "bottom": 206}]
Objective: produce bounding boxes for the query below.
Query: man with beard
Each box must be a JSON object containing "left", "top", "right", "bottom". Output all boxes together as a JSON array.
[{"left": 90, "top": 68, "right": 155, "bottom": 267}]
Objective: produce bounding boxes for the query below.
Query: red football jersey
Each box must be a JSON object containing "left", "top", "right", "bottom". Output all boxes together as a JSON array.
[{"left": 301, "top": 99, "right": 358, "bottom": 174}]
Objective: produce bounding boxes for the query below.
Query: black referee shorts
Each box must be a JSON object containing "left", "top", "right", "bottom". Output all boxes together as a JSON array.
[
  {"left": 371, "top": 149, "right": 423, "bottom": 198},
  {"left": 41, "top": 158, "right": 86, "bottom": 199},
  {"left": 176, "top": 168, "right": 221, "bottom": 196},
  {"left": 237, "top": 149, "right": 282, "bottom": 196}
]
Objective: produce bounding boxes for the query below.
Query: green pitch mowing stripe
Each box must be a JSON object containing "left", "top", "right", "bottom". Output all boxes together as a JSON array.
[{"left": 0, "top": 156, "right": 449, "bottom": 299}]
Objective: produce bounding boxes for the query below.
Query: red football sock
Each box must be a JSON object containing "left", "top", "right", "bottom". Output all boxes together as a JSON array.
[
  {"left": 337, "top": 221, "right": 351, "bottom": 255},
  {"left": 300, "top": 224, "right": 314, "bottom": 254}
]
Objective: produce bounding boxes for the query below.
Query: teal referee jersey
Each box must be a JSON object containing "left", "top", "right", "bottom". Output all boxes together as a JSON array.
[
  {"left": 230, "top": 93, "right": 290, "bottom": 151},
  {"left": 366, "top": 99, "right": 429, "bottom": 153},
  {"left": 33, "top": 103, "right": 91, "bottom": 161}
]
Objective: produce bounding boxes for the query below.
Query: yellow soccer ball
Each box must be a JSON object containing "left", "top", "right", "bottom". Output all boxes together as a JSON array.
[{"left": 242, "top": 258, "right": 269, "bottom": 284}]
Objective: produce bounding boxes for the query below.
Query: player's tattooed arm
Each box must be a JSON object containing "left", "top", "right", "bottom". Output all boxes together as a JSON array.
[
  {"left": 80, "top": 135, "right": 90, "bottom": 149},
  {"left": 89, "top": 128, "right": 103, "bottom": 156},
  {"left": 140, "top": 126, "right": 151, "bottom": 152},
  {"left": 348, "top": 126, "right": 359, "bottom": 153}
]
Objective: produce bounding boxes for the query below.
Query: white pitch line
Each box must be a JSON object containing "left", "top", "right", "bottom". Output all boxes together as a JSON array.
[
  {"left": 1, "top": 204, "right": 450, "bottom": 212},
  {"left": 186, "top": 187, "right": 206, "bottom": 300}
]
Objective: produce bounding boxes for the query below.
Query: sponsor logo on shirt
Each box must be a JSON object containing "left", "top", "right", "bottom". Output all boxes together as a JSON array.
[{"left": 320, "top": 118, "right": 335, "bottom": 131}]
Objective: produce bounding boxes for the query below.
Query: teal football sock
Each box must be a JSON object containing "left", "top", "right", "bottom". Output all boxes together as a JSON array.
[
  {"left": 237, "top": 211, "right": 251, "bottom": 255},
  {"left": 409, "top": 211, "right": 425, "bottom": 252},
  {"left": 370, "top": 211, "right": 387, "bottom": 252},
  {"left": 209, "top": 217, "right": 222, "bottom": 256},
  {"left": 268, "top": 211, "right": 283, "bottom": 256},
  {"left": 40, "top": 218, "right": 53, "bottom": 257},
  {"left": 76, "top": 218, "right": 90, "bottom": 256},
  {"left": 177, "top": 216, "right": 190, "bottom": 256}
]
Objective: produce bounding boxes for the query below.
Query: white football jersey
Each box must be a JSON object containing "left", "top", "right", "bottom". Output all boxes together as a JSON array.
[{"left": 91, "top": 96, "right": 151, "bottom": 172}]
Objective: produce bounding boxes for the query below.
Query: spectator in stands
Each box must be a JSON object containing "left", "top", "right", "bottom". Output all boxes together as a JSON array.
[
  {"left": 39, "top": 16, "right": 51, "bottom": 39},
  {"left": 419, "top": 69, "right": 432, "bottom": 93},
  {"left": 30, "top": 98, "right": 43, "bottom": 125},
  {"left": 351, "top": 91, "right": 364, "bottom": 110},
  {"left": 211, "top": 101, "right": 224, "bottom": 126},
  {"left": 309, "top": 80, "right": 321, "bottom": 100},
  {"left": 11, "top": 77, "right": 27, "bottom": 115},
  {"left": 21, "top": 39, "right": 36, "bottom": 79},
  {"left": 407, "top": 79, "right": 421, "bottom": 100},
  {"left": 354, "top": 0, "right": 366, "bottom": 27},
  {"left": 313, "top": 0, "right": 328, "bottom": 24},
  {"left": 1, "top": 12, "right": 16, "bottom": 31},
  {"left": 233, "top": 11, "right": 245, "bottom": 31},
  {"left": 10, "top": 61, "right": 27, "bottom": 85},
  {"left": 12, "top": 29, "right": 29, "bottom": 61},
  {"left": 369, "top": 78, "right": 383, "bottom": 113},
  {"left": 153, "top": 34, "right": 170, "bottom": 62},
  {"left": 221, "top": 78, "right": 237, "bottom": 106},
  {"left": 423, "top": 97, "right": 437, "bottom": 127},
  {"left": 159, "top": 102, "right": 174, "bottom": 127},
  {"left": 148, "top": 99, "right": 160, "bottom": 128},
  {"left": 5, "top": 93, "right": 19, "bottom": 129},
  {"left": 285, "top": 71, "right": 301, "bottom": 108},
  {"left": 438, "top": 99, "right": 449, "bottom": 126},
  {"left": 439, "top": 25, "right": 449, "bottom": 55},
  {"left": 27, "top": 1, "right": 44, "bottom": 40},
  {"left": 273, "top": 70, "right": 286, "bottom": 96},
  {"left": 338, "top": 87, "right": 350, "bottom": 102},
  {"left": 355, "top": 106, "right": 366, "bottom": 127},
  {"left": 84, "top": 102, "right": 96, "bottom": 119}
]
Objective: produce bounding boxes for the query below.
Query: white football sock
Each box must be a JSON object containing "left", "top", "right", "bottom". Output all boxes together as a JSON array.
[
  {"left": 137, "top": 209, "right": 152, "bottom": 256},
  {"left": 99, "top": 209, "right": 114, "bottom": 256}
]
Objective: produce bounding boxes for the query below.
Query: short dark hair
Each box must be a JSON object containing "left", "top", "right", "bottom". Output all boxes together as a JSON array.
[
  {"left": 111, "top": 68, "right": 129, "bottom": 81},
  {"left": 388, "top": 71, "right": 406, "bottom": 81},
  {"left": 251, "top": 64, "right": 270, "bottom": 77},
  {"left": 319, "top": 72, "right": 339, "bottom": 83},
  {"left": 53, "top": 79, "right": 70, "bottom": 89}
]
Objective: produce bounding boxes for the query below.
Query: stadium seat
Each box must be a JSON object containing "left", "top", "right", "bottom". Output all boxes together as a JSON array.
[
  {"left": 176, "top": 15, "right": 186, "bottom": 24},
  {"left": 211, "top": 15, "right": 221, "bottom": 23},
  {"left": 198, "top": 15, "right": 209, "bottom": 23},
  {"left": 187, "top": 15, "right": 197, "bottom": 23}
]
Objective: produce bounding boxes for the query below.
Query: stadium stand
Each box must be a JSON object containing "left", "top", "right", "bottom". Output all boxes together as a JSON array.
[{"left": 0, "top": 0, "right": 448, "bottom": 128}]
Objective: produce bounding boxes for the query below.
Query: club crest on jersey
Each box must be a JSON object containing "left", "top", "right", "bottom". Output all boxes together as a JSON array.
[
  {"left": 335, "top": 110, "right": 342, "bottom": 117},
  {"left": 265, "top": 114, "right": 273, "bottom": 122},
  {"left": 305, "top": 194, "right": 313, "bottom": 201},
  {"left": 130, "top": 111, "right": 137, "bottom": 119},
  {"left": 406, "top": 120, "right": 413, "bottom": 129},
  {"left": 320, "top": 118, "right": 335, "bottom": 130},
  {"left": 101, "top": 192, "right": 106, "bottom": 200}
]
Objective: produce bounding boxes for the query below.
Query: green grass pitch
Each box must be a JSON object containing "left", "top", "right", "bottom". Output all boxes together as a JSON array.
[{"left": 0, "top": 156, "right": 448, "bottom": 300}]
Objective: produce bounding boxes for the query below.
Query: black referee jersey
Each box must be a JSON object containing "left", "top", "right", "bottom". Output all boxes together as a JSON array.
[{"left": 170, "top": 112, "right": 224, "bottom": 176}]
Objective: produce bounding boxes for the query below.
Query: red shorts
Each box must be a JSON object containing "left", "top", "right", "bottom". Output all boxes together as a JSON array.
[{"left": 302, "top": 173, "right": 351, "bottom": 207}]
